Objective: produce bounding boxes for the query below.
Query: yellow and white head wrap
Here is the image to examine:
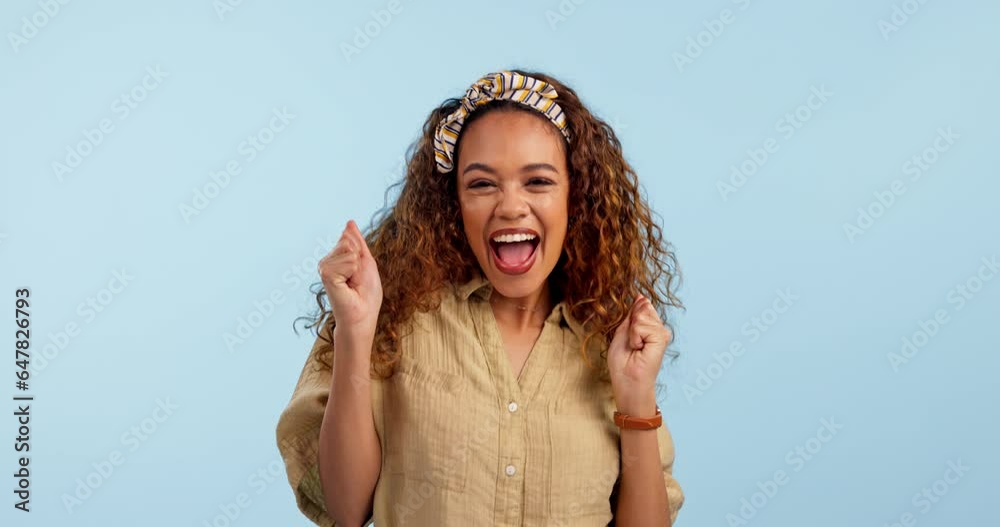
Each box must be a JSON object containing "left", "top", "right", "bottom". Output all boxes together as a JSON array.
[{"left": 433, "top": 71, "right": 571, "bottom": 173}]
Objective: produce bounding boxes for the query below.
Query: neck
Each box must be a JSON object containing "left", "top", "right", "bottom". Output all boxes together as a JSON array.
[{"left": 489, "top": 281, "right": 553, "bottom": 332}]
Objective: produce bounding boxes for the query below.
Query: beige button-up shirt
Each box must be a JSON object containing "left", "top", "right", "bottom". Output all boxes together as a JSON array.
[{"left": 276, "top": 272, "right": 684, "bottom": 526}]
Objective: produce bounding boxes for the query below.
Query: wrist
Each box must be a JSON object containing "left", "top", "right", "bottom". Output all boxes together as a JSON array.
[
  {"left": 333, "top": 324, "right": 376, "bottom": 347},
  {"left": 332, "top": 327, "right": 375, "bottom": 368},
  {"left": 614, "top": 391, "right": 658, "bottom": 417}
]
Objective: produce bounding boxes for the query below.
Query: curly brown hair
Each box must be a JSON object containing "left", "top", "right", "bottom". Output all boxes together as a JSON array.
[{"left": 295, "top": 69, "right": 683, "bottom": 380}]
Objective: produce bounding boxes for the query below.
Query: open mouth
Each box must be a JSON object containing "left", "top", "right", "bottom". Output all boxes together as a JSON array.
[{"left": 488, "top": 231, "right": 541, "bottom": 274}]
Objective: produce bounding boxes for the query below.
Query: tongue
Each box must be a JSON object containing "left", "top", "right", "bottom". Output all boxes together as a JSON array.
[{"left": 496, "top": 241, "right": 535, "bottom": 265}]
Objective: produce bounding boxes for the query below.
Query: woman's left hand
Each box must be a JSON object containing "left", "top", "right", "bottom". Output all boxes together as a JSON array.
[{"left": 607, "top": 294, "right": 672, "bottom": 414}]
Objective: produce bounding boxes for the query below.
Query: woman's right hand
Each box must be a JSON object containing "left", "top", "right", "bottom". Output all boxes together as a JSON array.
[{"left": 319, "top": 220, "right": 383, "bottom": 339}]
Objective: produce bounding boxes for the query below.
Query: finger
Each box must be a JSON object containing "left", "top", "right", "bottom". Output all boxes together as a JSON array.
[
  {"left": 334, "top": 235, "right": 357, "bottom": 256},
  {"left": 634, "top": 317, "right": 672, "bottom": 347},
  {"left": 321, "top": 242, "right": 360, "bottom": 283},
  {"left": 635, "top": 305, "right": 660, "bottom": 327},
  {"left": 632, "top": 301, "right": 671, "bottom": 341},
  {"left": 632, "top": 296, "right": 668, "bottom": 348},
  {"left": 321, "top": 262, "right": 357, "bottom": 290},
  {"left": 349, "top": 220, "right": 375, "bottom": 261},
  {"left": 634, "top": 297, "right": 663, "bottom": 327},
  {"left": 358, "top": 231, "right": 375, "bottom": 263},
  {"left": 630, "top": 295, "right": 647, "bottom": 323},
  {"left": 337, "top": 220, "right": 354, "bottom": 251},
  {"left": 641, "top": 298, "right": 662, "bottom": 322},
  {"left": 630, "top": 324, "right": 644, "bottom": 351},
  {"left": 323, "top": 250, "right": 358, "bottom": 279},
  {"left": 629, "top": 294, "right": 641, "bottom": 314},
  {"left": 343, "top": 221, "right": 361, "bottom": 252}
]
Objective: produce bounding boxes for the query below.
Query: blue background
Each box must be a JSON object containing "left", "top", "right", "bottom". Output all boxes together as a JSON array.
[{"left": 1, "top": 0, "right": 997, "bottom": 525}]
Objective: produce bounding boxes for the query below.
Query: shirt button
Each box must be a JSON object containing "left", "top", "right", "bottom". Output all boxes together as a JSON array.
[
  {"left": 505, "top": 464, "right": 517, "bottom": 476},
  {"left": 507, "top": 401, "right": 518, "bottom": 413}
]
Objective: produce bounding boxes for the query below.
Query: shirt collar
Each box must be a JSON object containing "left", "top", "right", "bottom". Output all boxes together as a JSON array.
[{"left": 455, "top": 270, "right": 587, "bottom": 340}]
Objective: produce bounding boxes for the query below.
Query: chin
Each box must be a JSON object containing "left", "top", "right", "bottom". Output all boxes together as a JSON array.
[{"left": 481, "top": 257, "right": 555, "bottom": 300}]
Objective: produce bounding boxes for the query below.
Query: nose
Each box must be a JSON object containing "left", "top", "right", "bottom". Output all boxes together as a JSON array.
[{"left": 495, "top": 187, "right": 529, "bottom": 220}]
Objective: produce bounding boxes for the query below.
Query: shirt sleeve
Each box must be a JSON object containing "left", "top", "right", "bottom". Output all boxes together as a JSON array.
[
  {"left": 658, "top": 419, "right": 685, "bottom": 525},
  {"left": 275, "top": 320, "right": 338, "bottom": 527}
]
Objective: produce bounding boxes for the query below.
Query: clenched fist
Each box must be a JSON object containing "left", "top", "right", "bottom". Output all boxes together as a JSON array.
[
  {"left": 318, "top": 220, "right": 383, "bottom": 339},
  {"left": 607, "top": 295, "right": 673, "bottom": 414}
]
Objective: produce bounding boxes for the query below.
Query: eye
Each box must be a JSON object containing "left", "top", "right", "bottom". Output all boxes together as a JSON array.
[
  {"left": 468, "top": 180, "right": 494, "bottom": 189},
  {"left": 527, "top": 177, "right": 554, "bottom": 186}
]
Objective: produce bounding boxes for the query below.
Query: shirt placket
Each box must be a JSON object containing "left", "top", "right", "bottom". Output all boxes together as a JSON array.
[{"left": 470, "top": 296, "right": 562, "bottom": 527}]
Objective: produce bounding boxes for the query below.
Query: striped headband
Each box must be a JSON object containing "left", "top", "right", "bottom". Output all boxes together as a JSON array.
[{"left": 433, "top": 71, "right": 571, "bottom": 173}]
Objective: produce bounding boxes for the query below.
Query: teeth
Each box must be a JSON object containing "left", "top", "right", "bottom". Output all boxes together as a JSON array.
[{"left": 492, "top": 233, "right": 538, "bottom": 243}]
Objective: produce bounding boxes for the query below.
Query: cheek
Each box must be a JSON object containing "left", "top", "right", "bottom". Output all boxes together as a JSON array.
[
  {"left": 540, "top": 192, "right": 569, "bottom": 223},
  {"left": 537, "top": 197, "right": 569, "bottom": 249},
  {"left": 459, "top": 201, "right": 487, "bottom": 250},
  {"left": 462, "top": 205, "right": 486, "bottom": 230}
]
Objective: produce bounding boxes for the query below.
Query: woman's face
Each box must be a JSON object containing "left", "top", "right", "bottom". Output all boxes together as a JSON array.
[{"left": 455, "top": 110, "right": 570, "bottom": 299}]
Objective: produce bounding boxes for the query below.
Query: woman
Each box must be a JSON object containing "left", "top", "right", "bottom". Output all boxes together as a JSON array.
[{"left": 276, "top": 70, "right": 685, "bottom": 526}]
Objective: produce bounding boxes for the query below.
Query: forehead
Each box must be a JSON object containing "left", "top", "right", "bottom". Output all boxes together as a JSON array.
[{"left": 456, "top": 110, "right": 568, "bottom": 174}]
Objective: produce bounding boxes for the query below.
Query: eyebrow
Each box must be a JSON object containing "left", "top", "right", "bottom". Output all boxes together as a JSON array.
[{"left": 461, "top": 162, "right": 561, "bottom": 176}]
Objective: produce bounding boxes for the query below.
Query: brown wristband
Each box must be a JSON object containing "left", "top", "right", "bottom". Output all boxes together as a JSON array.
[{"left": 613, "top": 406, "right": 662, "bottom": 430}]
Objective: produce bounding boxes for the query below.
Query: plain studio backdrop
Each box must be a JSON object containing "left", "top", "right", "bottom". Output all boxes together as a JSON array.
[{"left": 1, "top": 1, "right": 997, "bottom": 526}]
